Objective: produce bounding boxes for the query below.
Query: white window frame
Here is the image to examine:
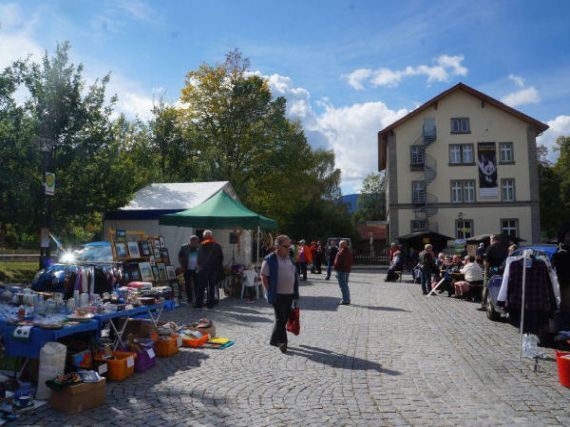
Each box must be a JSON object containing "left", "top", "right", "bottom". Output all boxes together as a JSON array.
[
  {"left": 451, "top": 180, "right": 463, "bottom": 203},
  {"left": 463, "top": 180, "right": 475, "bottom": 203},
  {"left": 449, "top": 145, "right": 462, "bottom": 164},
  {"left": 410, "top": 146, "right": 425, "bottom": 166},
  {"left": 456, "top": 219, "right": 474, "bottom": 239},
  {"left": 499, "top": 142, "right": 514, "bottom": 163},
  {"left": 501, "top": 218, "right": 518, "bottom": 237},
  {"left": 451, "top": 117, "right": 470, "bottom": 134},
  {"left": 451, "top": 180, "right": 475, "bottom": 203},
  {"left": 501, "top": 178, "right": 515, "bottom": 202},
  {"left": 411, "top": 220, "right": 427, "bottom": 233},
  {"left": 412, "top": 181, "right": 426, "bottom": 204},
  {"left": 462, "top": 144, "right": 474, "bottom": 163}
]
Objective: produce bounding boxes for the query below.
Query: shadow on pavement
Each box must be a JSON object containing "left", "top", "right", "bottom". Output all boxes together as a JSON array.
[
  {"left": 288, "top": 344, "right": 401, "bottom": 375},
  {"left": 351, "top": 303, "right": 410, "bottom": 312},
  {"left": 295, "top": 295, "right": 340, "bottom": 311}
]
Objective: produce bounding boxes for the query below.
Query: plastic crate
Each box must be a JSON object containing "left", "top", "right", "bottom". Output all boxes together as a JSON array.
[
  {"left": 155, "top": 336, "right": 179, "bottom": 357},
  {"left": 94, "top": 351, "right": 136, "bottom": 381}
]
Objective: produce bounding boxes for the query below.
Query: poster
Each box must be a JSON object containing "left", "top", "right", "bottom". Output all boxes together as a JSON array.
[
  {"left": 44, "top": 172, "right": 55, "bottom": 196},
  {"left": 477, "top": 142, "right": 498, "bottom": 198}
]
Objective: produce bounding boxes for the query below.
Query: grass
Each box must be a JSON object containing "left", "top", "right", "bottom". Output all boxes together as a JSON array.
[{"left": 0, "top": 261, "right": 38, "bottom": 283}]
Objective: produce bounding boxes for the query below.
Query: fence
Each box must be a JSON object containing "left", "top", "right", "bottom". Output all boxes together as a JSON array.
[{"left": 353, "top": 254, "right": 389, "bottom": 265}]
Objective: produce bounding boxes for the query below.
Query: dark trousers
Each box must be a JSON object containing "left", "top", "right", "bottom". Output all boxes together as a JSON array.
[
  {"left": 421, "top": 271, "right": 432, "bottom": 294},
  {"left": 298, "top": 262, "right": 307, "bottom": 280},
  {"left": 184, "top": 270, "right": 197, "bottom": 302},
  {"left": 270, "top": 294, "right": 294, "bottom": 346},
  {"left": 197, "top": 271, "right": 218, "bottom": 308}
]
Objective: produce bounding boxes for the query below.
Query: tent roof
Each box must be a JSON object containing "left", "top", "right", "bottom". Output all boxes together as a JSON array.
[
  {"left": 159, "top": 191, "right": 277, "bottom": 230},
  {"left": 120, "top": 181, "right": 233, "bottom": 210},
  {"left": 397, "top": 231, "right": 454, "bottom": 241}
]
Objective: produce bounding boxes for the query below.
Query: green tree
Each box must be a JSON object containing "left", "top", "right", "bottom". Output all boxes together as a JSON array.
[{"left": 352, "top": 173, "right": 386, "bottom": 224}]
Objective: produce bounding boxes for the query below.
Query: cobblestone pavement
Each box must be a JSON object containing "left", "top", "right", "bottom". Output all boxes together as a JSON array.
[{"left": 16, "top": 270, "right": 570, "bottom": 426}]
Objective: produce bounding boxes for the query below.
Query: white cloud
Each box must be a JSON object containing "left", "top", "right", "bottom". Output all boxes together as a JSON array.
[
  {"left": 500, "top": 87, "right": 540, "bottom": 107},
  {"left": 537, "top": 115, "right": 570, "bottom": 162},
  {"left": 508, "top": 74, "right": 525, "bottom": 87},
  {"left": 344, "top": 54, "right": 468, "bottom": 89},
  {"left": 0, "top": 3, "right": 43, "bottom": 71},
  {"left": 345, "top": 68, "right": 372, "bottom": 90}
]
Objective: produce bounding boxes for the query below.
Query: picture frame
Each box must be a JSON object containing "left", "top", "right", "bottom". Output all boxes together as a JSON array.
[
  {"left": 139, "top": 240, "right": 151, "bottom": 257},
  {"left": 151, "top": 265, "right": 160, "bottom": 281},
  {"left": 157, "top": 263, "right": 167, "bottom": 282},
  {"left": 138, "top": 262, "right": 154, "bottom": 282},
  {"left": 127, "top": 241, "right": 141, "bottom": 259},
  {"left": 159, "top": 248, "right": 170, "bottom": 265},
  {"left": 153, "top": 238, "right": 161, "bottom": 252},
  {"left": 123, "top": 262, "right": 141, "bottom": 282},
  {"left": 113, "top": 241, "right": 129, "bottom": 261},
  {"left": 159, "top": 236, "right": 166, "bottom": 248},
  {"left": 166, "top": 265, "right": 176, "bottom": 281}
]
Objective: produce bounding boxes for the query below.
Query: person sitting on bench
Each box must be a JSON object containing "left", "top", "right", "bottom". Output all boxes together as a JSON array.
[
  {"left": 386, "top": 250, "right": 403, "bottom": 282},
  {"left": 460, "top": 255, "right": 484, "bottom": 300}
]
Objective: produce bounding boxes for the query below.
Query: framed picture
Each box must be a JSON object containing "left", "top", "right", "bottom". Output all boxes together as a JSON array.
[
  {"left": 153, "top": 238, "right": 161, "bottom": 252},
  {"left": 127, "top": 241, "right": 141, "bottom": 259},
  {"left": 138, "top": 262, "right": 154, "bottom": 282},
  {"left": 123, "top": 262, "right": 141, "bottom": 282},
  {"left": 139, "top": 240, "right": 151, "bottom": 257},
  {"left": 113, "top": 241, "right": 129, "bottom": 261},
  {"left": 159, "top": 236, "right": 166, "bottom": 248},
  {"left": 149, "top": 255, "right": 155, "bottom": 264},
  {"left": 166, "top": 265, "right": 176, "bottom": 280},
  {"left": 151, "top": 265, "right": 160, "bottom": 281},
  {"left": 157, "top": 263, "right": 167, "bottom": 282},
  {"left": 159, "top": 248, "right": 170, "bottom": 265},
  {"left": 115, "top": 229, "right": 127, "bottom": 242}
]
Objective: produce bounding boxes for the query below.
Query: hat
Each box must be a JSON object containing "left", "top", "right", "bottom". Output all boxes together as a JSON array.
[{"left": 299, "top": 239, "right": 305, "bottom": 244}]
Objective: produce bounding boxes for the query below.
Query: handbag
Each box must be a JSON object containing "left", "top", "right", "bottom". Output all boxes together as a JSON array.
[{"left": 286, "top": 301, "right": 300, "bottom": 336}]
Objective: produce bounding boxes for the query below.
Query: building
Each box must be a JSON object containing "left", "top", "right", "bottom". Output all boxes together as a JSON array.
[
  {"left": 103, "top": 181, "right": 254, "bottom": 267},
  {"left": 377, "top": 83, "right": 548, "bottom": 244}
]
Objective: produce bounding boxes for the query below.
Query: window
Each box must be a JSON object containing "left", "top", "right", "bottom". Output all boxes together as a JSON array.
[
  {"left": 451, "top": 117, "right": 470, "bottom": 134},
  {"left": 410, "top": 146, "right": 425, "bottom": 167},
  {"left": 450, "top": 180, "right": 476, "bottom": 203},
  {"left": 456, "top": 219, "right": 474, "bottom": 239},
  {"left": 501, "top": 219, "right": 518, "bottom": 237},
  {"left": 501, "top": 178, "right": 515, "bottom": 202},
  {"left": 449, "top": 144, "right": 475, "bottom": 165},
  {"left": 411, "top": 220, "right": 426, "bottom": 233},
  {"left": 499, "top": 142, "right": 514, "bottom": 163},
  {"left": 412, "top": 181, "right": 426, "bottom": 204}
]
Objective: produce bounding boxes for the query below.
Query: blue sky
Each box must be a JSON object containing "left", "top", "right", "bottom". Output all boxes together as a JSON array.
[{"left": 1, "top": 0, "right": 569, "bottom": 193}]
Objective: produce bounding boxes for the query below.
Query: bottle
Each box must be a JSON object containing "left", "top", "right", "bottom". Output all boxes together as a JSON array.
[{"left": 18, "top": 305, "right": 25, "bottom": 321}]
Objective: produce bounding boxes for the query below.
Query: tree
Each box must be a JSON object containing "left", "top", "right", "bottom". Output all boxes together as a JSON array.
[{"left": 352, "top": 173, "right": 386, "bottom": 224}]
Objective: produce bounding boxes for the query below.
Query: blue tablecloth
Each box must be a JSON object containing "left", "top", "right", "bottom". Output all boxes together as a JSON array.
[{"left": 2, "top": 320, "right": 99, "bottom": 358}]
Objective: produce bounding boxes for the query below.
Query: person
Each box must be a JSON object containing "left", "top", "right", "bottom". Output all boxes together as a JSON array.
[
  {"left": 388, "top": 242, "right": 400, "bottom": 263},
  {"left": 476, "top": 242, "right": 486, "bottom": 258},
  {"left": 196, "top": 230, "right": 224, "bottom": 309},
  {"left": 334, "top": 240, "right": 353, "bottom": 305},
  {"left": 314, "top": 242, "right": 323, "bottom": 274},
  {"left": 418, "top": 244, "right": 437, "bottom": 295},
  {"left": 325, "top": 240, "right": 339, "bottom": 280},
  {"left": 309, "top": 241, "right": 318, "bottom": 274},
  {"left": 296, "top": 240, "right": 311, "bottom": 281},
  {"left": 386, "top": 250, "right": 403, "bottom": 282},
  {"left": 461, "top": 255, "right": 484, "bottom": 286},
  {"left": 260, "top": 235, "right": 299, "bottom": 354},
  {"left": 480, "top": 235, "right": 509, "bottom": 309},
  {"left": 178, "top": 235, "right": 199, "bottom": 303}
]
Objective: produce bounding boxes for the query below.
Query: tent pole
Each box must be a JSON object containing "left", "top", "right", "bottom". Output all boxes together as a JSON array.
[
  {"left": 256, "top": 226, "right": 260, "bottom": 269},
  {"left": 520, "top": 249, "right": 529, "bottom": 360}
]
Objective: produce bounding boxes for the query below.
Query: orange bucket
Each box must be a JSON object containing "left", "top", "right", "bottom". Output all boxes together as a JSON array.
[{"left": 555, "top": 351, "right": 570, "bottom": 387}]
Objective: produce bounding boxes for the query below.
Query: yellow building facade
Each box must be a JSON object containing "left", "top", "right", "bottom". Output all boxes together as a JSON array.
[{"left": 378, "top": 83, "right": 548, "bottom": 244}]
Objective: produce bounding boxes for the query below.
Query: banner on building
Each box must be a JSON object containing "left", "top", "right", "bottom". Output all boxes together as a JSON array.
[{"left": 477, "top": 142, "right": 498, "bottom": 198}]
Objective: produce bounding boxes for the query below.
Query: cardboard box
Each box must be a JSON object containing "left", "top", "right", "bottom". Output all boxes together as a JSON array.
[{"left": 50, "top": 378, "right": 106, "bottom": 414}]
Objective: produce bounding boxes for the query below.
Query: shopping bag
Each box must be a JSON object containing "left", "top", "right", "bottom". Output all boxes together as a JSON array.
[{"left": 286, "top": 305, "right": 300, "bottom": 336}]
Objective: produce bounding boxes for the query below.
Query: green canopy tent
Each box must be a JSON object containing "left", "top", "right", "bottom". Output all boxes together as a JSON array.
[{"left": 159, "top": 191, "right": 277, "bottom": 265}]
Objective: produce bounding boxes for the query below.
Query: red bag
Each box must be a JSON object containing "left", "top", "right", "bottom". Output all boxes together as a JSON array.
[{"left": 286, "top": 307, "right": 300, "bottom": 335}]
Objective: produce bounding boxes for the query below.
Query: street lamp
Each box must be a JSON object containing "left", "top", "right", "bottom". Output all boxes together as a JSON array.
[{"left": 37, "top": 137, "right": 55, "bottom": 269}]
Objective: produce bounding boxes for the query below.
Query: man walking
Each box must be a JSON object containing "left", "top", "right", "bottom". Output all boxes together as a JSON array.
[
  {"left": 325, "top": 240, "right": 338, "bottom": 280},
  {"left": 178, "top": 235, "right": 199, "bottom": 303},
  {"left": 334, "top": 240, "right": 353, "bottom": 305},
  {"left": 261, "top": 235, "right": 299, "bottom": 354},
  {"left": 197, "top": 230, "right": 224, "bottom": 309},
  {"left": 418, "top": 244, "right": 437, "bottom": 295}
]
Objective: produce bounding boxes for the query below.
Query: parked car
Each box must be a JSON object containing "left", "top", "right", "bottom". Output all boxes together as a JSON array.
[
  {"left": 485, "top": 244, "right": 559, "bottom": 321},
  {"left": 32, "top": 241, "right": 114, "bottom": 297}
]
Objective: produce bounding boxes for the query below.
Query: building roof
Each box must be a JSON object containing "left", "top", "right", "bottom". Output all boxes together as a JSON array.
[
  {"left": 120, "top": 181, "right": 234, "bottom": 210},
  {"left": 377, "top": 82, "right": 549, "bottom": 170},
  {"left": 356, "top": 222, "right": 388, "bottom": 240}
]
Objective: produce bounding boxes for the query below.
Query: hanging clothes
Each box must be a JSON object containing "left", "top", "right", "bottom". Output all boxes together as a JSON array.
[{"left": 506, "top": 257, "right": 556, "bottom": 313}]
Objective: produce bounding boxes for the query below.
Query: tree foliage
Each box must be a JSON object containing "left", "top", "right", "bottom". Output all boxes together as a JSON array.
[{"left": 352, "top": 173, "right": 386, "bottom": 224}]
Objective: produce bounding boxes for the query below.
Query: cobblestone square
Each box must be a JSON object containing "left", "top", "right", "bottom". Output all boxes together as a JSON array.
[{"left": 17, "top": 270, "right": 570, "bottom": 426}]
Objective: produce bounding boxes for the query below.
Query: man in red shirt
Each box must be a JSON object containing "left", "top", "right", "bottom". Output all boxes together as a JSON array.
[{"left": 334, "top": 240, "right": 353, "bottom": 305}]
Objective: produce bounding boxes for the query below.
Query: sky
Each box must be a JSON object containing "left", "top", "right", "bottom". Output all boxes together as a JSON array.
[{"left": 1, "top": 0, "right": 569, "bottom": 194}]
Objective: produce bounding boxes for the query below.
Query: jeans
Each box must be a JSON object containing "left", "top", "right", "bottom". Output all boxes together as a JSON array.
[
  {"left": 421, "top": 270, "right": 432, "bottom": 294},
  {"left": 270, "top": 294, "right": 294, "bottom": 346},
  {"left": 184, "top": 270, "right": 197, "bottom": 302},
  {"left": 299, "top": 262, "right": 307, "bottom": 280},
  {"left": 336, "top": 271, "right": 350, "bottom": 303},
  {"left": 196, "top": 270, "right": 219, "bottom": 308},
  {"left": 325, "top": 262, "right": 333, "bottom": 279}
]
